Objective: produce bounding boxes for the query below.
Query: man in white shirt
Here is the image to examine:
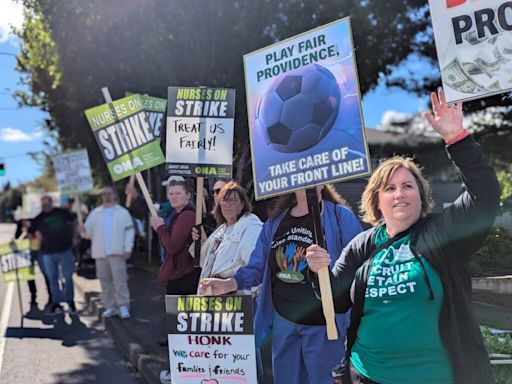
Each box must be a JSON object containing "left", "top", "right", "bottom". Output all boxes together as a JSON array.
[{"left": 81, "top": 186, "right": 134, "bottom": 319}]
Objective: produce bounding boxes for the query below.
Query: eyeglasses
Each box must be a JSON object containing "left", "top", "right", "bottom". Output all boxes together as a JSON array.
[{"left": 220, "top": 197, "right": 240, "bottom": 206}]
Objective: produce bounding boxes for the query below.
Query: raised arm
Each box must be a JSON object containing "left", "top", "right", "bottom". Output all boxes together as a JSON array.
[{"left": 423, "top": 90, "right": 500, "bottom": 257}]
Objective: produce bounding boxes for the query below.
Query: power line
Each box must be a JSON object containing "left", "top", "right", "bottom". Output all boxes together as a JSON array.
[{"left": 0, "top": 152, "right": 42, "bottom": 159}]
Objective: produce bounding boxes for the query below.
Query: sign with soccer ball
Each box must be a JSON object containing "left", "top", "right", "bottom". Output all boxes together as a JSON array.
[{"left": 244, "top": 18, "right": 370, "bottom": 199}]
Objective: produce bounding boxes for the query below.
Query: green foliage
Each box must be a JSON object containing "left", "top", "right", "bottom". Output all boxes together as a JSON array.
[
  {"left": 497, "top": 166, "right": 512, "bottom": 206},
  {"left": 13, "top": 0, "right": 431, "bottom": 188},
  {"left": 480, "top": 326, "right": 512, "bottom": 384},
  {"left": 472, "top": 227, "right": 512, "bottom": 275},
  {"left": 0, "top": 184, "right": 23, "bottom": 221},
  {"left": 13, "top": 0, "right": 512, "bottom": 193}
]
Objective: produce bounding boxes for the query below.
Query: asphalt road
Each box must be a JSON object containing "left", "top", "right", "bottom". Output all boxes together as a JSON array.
[{"left": 0, "top": 262, "right": 140, "bottom": 383}]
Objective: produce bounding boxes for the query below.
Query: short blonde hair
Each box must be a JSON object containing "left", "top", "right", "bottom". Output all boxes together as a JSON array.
[{"left": 360, "top": 156, "right": 433, "bottom": 226}]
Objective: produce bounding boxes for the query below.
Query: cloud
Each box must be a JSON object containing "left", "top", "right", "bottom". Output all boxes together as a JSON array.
[
  {"left": 0, "top": 127, "right": 39, "bottom": 142},
  {"left": 0, "top": 0, "right": 24, "bottom": 43},
  {"left": 379, "top": 110, "right": 411, "bottom": 126}
]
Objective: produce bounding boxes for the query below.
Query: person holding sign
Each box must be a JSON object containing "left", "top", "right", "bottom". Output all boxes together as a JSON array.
[
  {"left": 150, "top": 178, "right": 200, "bottom": 294},
  {"left": 190, "top": 181, "right": 262, "bottom": 291},
  {"left": 308, "top": 90, "right": 499, "bottom": 384},
  {"left": 200, "top": 185, "right": 362, "bottom": 383}
]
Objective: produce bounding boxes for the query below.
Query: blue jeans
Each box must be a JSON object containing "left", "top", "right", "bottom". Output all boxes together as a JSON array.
[{"left": 43, "top": 249, "right": 75, "bottom": 304}]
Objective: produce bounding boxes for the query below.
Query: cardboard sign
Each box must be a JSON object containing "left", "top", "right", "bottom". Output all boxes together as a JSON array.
[
  {"left": 84, "top": 94, "right": 165, "bottom": 181},
  {"left": 429, "top": 0, "right": 512, "bottom": 103},
  {"left": 165, "top": 295, "right": 257, "bottom": 384},
  {"left": 52, "top": 149, "right": 94, "bottom": 195},
  {"left": 166, "top": 87, "right": 235, "bottom": 178},
  {"left": 244, "top": 18, "right": 370, "bottom": 200},
  {"left": 0, "top": 240, "right": 35, "bottom": 283}
]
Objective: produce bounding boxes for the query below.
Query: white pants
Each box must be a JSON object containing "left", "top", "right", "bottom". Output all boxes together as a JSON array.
[{"left": 95, "top": 255, "right": 130, "bottom": 309}]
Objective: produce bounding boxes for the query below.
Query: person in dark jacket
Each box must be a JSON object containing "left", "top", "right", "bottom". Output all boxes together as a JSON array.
[
  {"left": 307, "top": 89, "right": 500, "bottom": 384},
  {"left": 150, "top": 179, "right": 200, "bottom": 294},
  {"left": 30, "top": 195, "right": 78, "bottom": 315}
]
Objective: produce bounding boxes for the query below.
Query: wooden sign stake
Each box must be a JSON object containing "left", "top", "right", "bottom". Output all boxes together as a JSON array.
[{"left": 306, "top": 187, "right": 338, "bottom": 340}]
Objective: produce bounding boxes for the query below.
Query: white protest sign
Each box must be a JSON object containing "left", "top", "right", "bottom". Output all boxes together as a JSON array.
[
  {"left": 429, "top": 0, "right": 512, "bottom": 103},
  {"left": 52, "top": 149, "right": 94, "bottom": 195},
  {"left": 166, "top": 87, "right": 235, "bottom": 178},
  {"left": 165, "top": 295, "right": 257, "bottom": 384}
]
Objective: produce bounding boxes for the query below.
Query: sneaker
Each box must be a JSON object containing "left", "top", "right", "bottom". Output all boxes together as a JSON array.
[
  {"left": 159, "top": 370, "right": 172, "bottom": 384},
  {"left": 101, "top": 307, "right": 118, "bottom": 318},
  {"left": 119, "top": 306, "right": 131, "bottom": 319},
  {"left": 46, "top": 304, "right": 64, "bottom": 316},
  {"left": 67, "top": 301, "right": 77, "bottom": 315}
]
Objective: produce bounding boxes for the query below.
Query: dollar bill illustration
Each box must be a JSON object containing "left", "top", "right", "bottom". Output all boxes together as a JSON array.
[{"left": 443, "top": 58, "right": 488, "bottom": 94}]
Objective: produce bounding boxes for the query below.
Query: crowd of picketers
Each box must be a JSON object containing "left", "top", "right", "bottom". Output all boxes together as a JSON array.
[{"left": 14, "top": 91, "right": 501, "bottom": 384}]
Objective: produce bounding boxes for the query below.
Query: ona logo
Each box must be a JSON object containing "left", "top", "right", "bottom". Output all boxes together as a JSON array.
[
  {"left": 446, "top": 0, "right": 478, "bottom": 8},
  {"left": 113, "top": 157, "right": 144, "bottom": 174},
  {"left": 201, "top": 380, "right": 218, "bottom": 384}
]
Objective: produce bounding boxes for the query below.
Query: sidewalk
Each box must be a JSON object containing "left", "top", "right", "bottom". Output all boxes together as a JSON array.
[{"left": 74, "top": 265, "right": 168, "bottom": 384}]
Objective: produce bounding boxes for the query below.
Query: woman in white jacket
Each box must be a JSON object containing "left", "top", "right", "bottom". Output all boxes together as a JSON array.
[{"left": 191, "top": 181, "right": 262, "bottom": 293}]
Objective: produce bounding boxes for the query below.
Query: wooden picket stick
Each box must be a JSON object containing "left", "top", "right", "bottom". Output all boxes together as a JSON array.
[
  {"left": 306, "top": 187, "right": 338, "bottom": 340},
  {"left": 193, "top": 177, "right": 204, "bottom": 268},
  {"left": 125, "top": 174, "right": 136, "bottom": 208},
  {"left": 73, "top": 194, "right": 84, "bottom": 226},
  {"left": 101, "top": 87, "right": 157, "bottom": 217},
  {"left": 13, "top": 233, "right": 28, "bottom": 327}
]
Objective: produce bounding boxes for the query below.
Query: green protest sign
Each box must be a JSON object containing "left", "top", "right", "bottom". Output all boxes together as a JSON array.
[
  {"left": 84, "top": 94, "right": 165, "bottom": 181},
  {"left": 0, "top": 240, "right": 35, "bottom": 283},
  {"left": 125, "top": 93, "right": 167, "bottom": 139}
]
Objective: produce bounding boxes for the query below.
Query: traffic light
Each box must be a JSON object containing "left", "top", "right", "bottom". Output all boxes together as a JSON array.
[{"left": 0, "top": 162, "right": 4, "bottom": 176}]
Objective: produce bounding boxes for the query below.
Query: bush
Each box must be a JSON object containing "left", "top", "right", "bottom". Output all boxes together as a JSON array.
[
  {"left": 481, "top": 326, "right": 512, "bottom": 384},
  {"left": 471, "top": 227, "right": 512, "bottom": 276}
]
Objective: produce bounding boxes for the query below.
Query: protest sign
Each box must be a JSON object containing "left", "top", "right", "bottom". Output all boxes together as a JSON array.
[
  {"left": 244, "top": 17, "right": 370, "bottom": 200},
  {"left": 166, "top": 87, "right": 235, "bottom": 178},
  {"left": 84, "top": 94, "right": 165, "bottom": 181},
  {"left": 0, "top": 240, "right": 34, "bottom": 283},
  {"left": 429, "top": 0, "right": 512, "bottom": 103},
  {"left": 141, "top": 94, "right": 167, "bottom": 139},
  {"left": 52, "top": 149, "right": 93, "bottom": 195},
  {"left": 126, "top": 92, "right": 167, "bottom": 140},
  {"left": 165, "top": 295, "right": 257, "bottom": 384}
]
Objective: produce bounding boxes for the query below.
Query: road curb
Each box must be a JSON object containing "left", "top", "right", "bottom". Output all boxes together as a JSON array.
[{"left": 74, "top": 275, "right": 167, "bottom": 384}]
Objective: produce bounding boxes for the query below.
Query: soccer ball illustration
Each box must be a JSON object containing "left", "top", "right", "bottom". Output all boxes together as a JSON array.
[{"left": 255, "top": 64, "right": 341, "bottom": 153}]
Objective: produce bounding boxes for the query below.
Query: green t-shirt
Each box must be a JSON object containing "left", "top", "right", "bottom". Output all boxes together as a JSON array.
[{"left": 350, "top": 226, "right": 454, "bottom": 384}]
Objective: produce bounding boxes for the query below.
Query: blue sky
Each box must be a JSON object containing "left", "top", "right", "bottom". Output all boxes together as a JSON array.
[
  {"left": 0, "top": 0, "right": 49, "bottom": 188},
  {"left": 0, "top": 0, "right": 430, "bottom": 189}
]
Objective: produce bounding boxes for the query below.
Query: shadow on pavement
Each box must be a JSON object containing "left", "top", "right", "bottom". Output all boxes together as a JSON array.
[{"left": 6, "top": 313, "right": 101, "bottom": 347}]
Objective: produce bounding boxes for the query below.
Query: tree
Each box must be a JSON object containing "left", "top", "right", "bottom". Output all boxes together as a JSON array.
[{"left": 13, "top": 0, "right": 432, "bottom": 190}]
